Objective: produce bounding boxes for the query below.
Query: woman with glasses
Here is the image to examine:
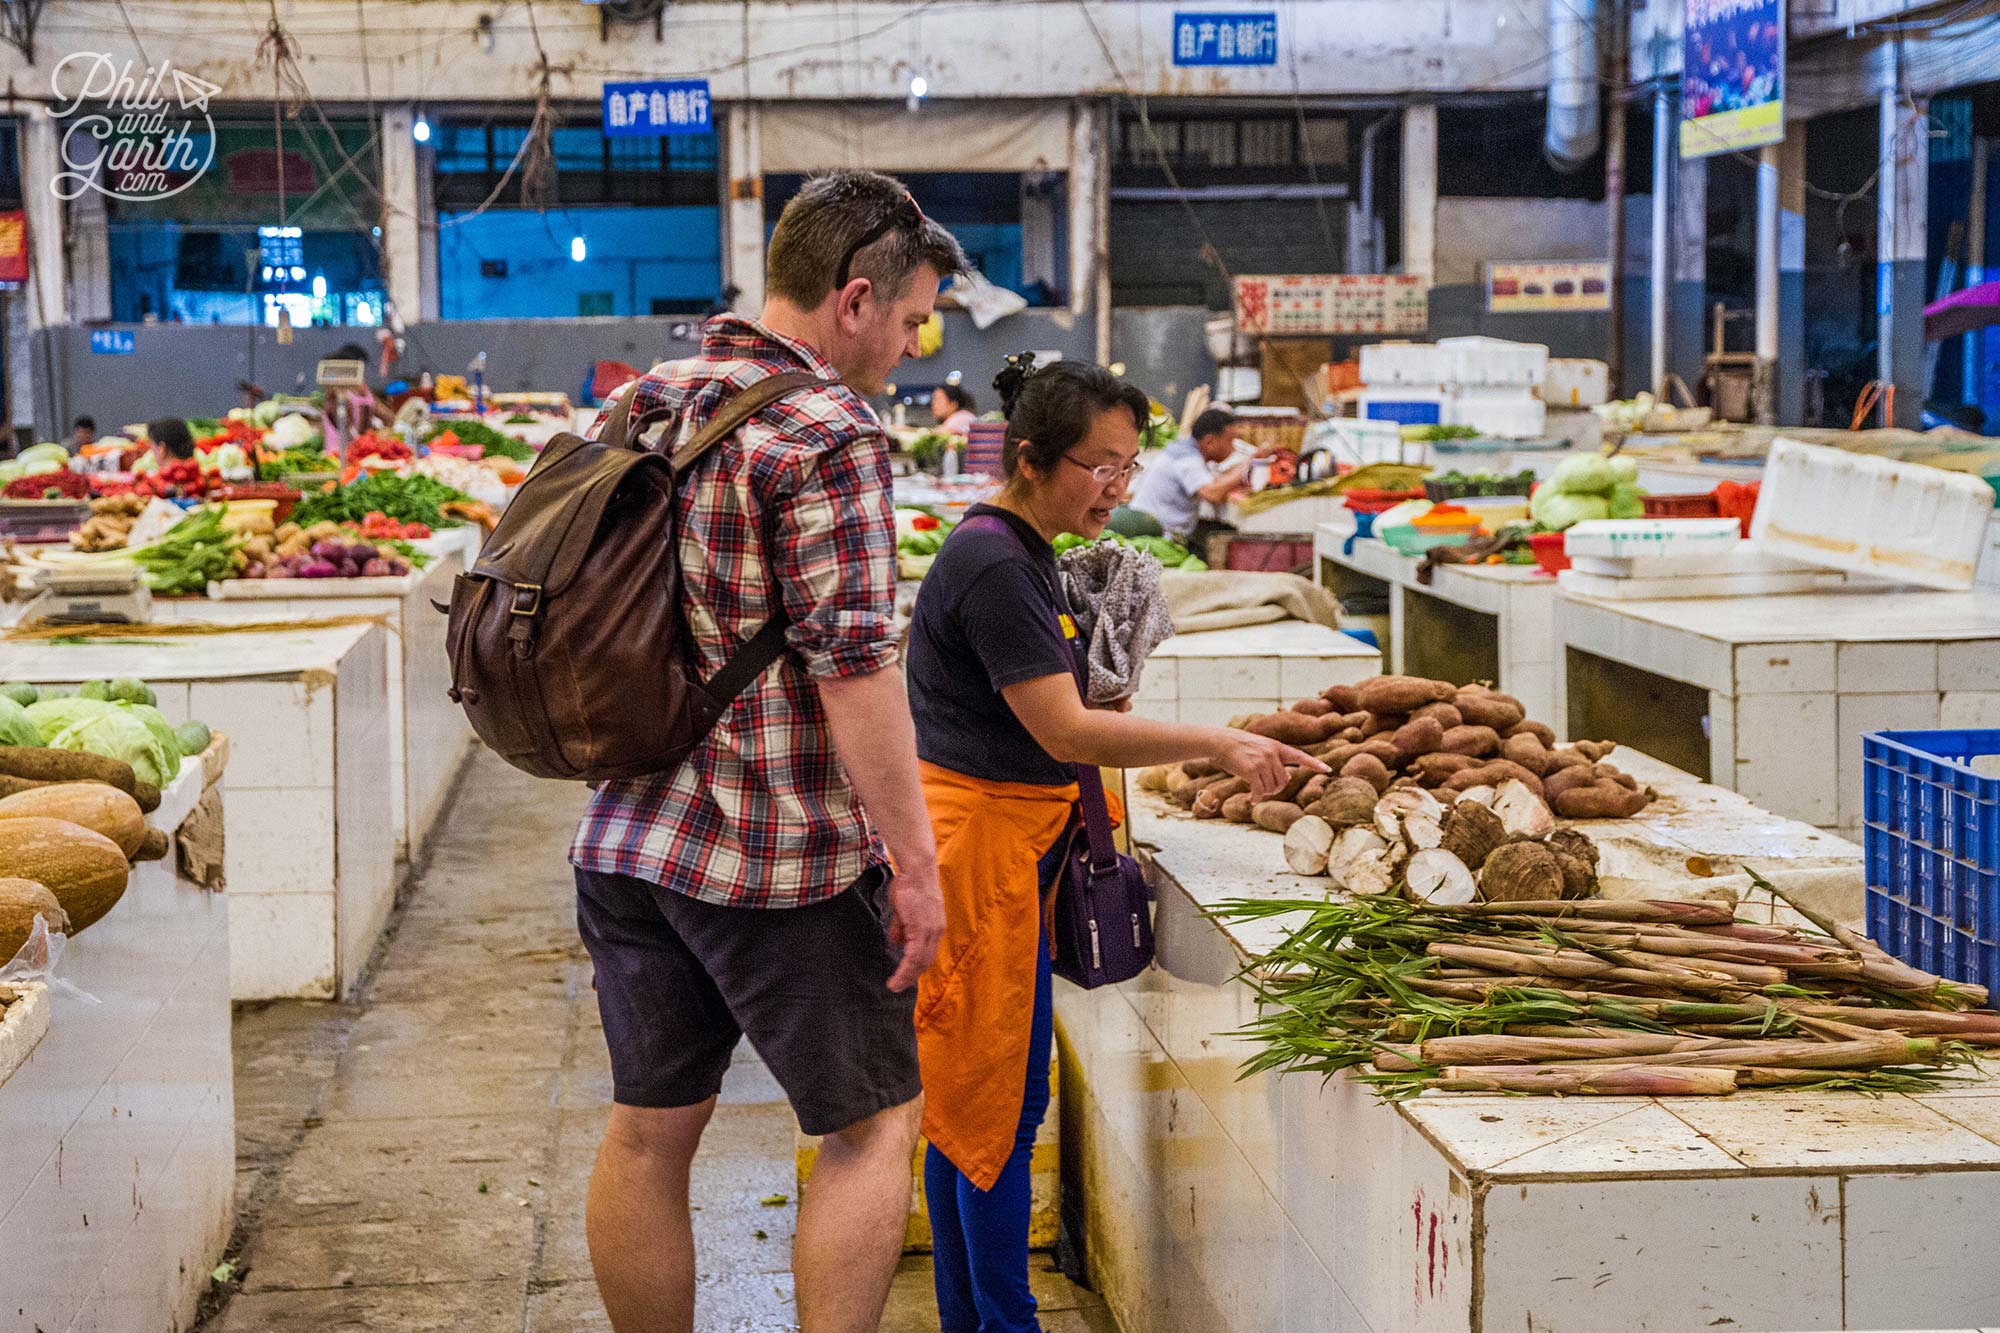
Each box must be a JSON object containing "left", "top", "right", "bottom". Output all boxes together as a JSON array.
[{"left": 903, "top": 356, "right": 1322, "bottom": 1332}]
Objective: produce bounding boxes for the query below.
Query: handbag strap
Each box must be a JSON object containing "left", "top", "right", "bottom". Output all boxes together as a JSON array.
[{"left": 960, "top": 514, "right": 1120, "bottom": 874}]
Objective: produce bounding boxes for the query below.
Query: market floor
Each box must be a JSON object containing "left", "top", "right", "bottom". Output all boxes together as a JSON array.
[{"left": 200, "top": 747, "right": 1117, "bottom": 1332}]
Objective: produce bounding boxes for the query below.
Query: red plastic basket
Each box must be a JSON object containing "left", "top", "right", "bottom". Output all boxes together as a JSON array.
[
  {"left": 1642, "top": 492, "right": 1721, "bottom": 519},
  {"left": 1344, "top": 487, "right": 1425, "bottom": 514},
  {"left": 1529, "top": 530, "right": 1570, "bottom": 575}
]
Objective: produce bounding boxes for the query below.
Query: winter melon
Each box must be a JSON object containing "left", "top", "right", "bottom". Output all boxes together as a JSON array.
[
  {"left": 0, "top": 783, "right": 146, "bottom": 857},
  {"left": 0, "top": 877, "right": 67, "bottom": 958},
  {"left": 0, "top": 818, "right": 129, "bottom": 933}
]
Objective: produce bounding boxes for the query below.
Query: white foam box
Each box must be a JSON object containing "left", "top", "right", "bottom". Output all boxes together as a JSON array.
[
  {"left": 1563, "top": 517, "right": 1744, "bottom": 560},
  {"left": 1438, "top": 335, "right": 1548, "bottom": 387},
  {"left": 1568, "top": 543, "right": 1820, "bottom": 579},
  {"left": 1752, "top": 437, "right": 1997, "bottom": 591},
  {"left": 1446, "top": 388, "right": 1546, "bottom": 440},
  {"left": 1557, "top": 567, "right": 1846, "bottom": 600},
  {"left": 1358, "top": 340, "right": 1447, "bottom": 388},
  {"left": 1543, "top": 357, "right": 1610, "bottom": 407}
]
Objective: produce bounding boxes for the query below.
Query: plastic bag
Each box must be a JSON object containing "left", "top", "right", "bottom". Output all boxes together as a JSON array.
[{"left": 0, "top": 914, "right": 98, "bottom": 1004}]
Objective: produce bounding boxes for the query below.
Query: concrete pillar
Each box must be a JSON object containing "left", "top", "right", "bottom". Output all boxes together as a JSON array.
[
  {"left": 723, "top": 104, "right": 764, "bottom": 314},
  {"left": 380, "top": 106, "right": 431, "bottom": 325},
  {"left": 1068, "top": 101, "right": 1110, "bottom": 359},
  {"left": 1021, "top": 173, "right": 1059, "bottom": 294},
  {"left": 1672, "top": 154, "right": 1708, "bottom": 396},
  {"left": 1401, "top": 103, "right": 1437, "bottom": 287},
  {"left": 1878, "top": 76, "right": 1927, "bottom": 429},
  {"left": 1649, "top": 85, "right": 1672, "bottom": 398},
  {"left": 1777, "top": 131, "right": 1807, "bottom": 425},
  {"left": 20, "top": 111, "right": 67, "bottom": 331},
  {"left": 1753, "top": 142, "right": 1779, "bottom": 423}
]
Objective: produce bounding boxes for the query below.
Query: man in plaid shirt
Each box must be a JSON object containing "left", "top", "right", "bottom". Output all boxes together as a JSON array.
[{"left": 570, "top": 171, "right": 966, "bottom": 1333}]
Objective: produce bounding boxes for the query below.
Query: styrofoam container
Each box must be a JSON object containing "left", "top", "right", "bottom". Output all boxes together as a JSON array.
[
  {"left": 1447, "top": 389, "right": 1546, "bottom": 439},
  {"left": 1543, "top": 358, "right": 1610, "bottom": 407},
  {"left": 1557, "top": 567, "right": 1845, "bottom": 599},
  {"left": 1359, "top": 341, "right": 1448, "bottom": 388},
  {"left": 1568, "top": 545, "right": 1818, "bottom": 579},
  {"left": 1358, "top": 391, "right": 1446, "bottom": 427},
  {"left": 1307, "top": 417, "right": 1415, "bottom": 467},
  {"left": 1562, "top": 518, "right": 1743, "bottom": 560},
  {"left": 1438, "top": 336, "right": 1548, "bottom": 387},
  {"left": 1751, "top": 437, "right": 1998, "bottom": 591}
]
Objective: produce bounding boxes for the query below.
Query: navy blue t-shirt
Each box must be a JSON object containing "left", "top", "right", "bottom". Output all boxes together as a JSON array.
[{"left": 907, "top": 504, "right": 1079, "bottom": 787}]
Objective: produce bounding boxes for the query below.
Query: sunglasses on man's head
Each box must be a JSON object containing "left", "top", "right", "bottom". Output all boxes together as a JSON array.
[{"left": 834, "top": 191, "right": 927, "bottom": 290}]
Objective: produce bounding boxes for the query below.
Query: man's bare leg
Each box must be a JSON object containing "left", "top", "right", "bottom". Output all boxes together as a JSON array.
[
  {"left": 794, "top": 1096, "right": 925, "bottom": 1332},
  {"left": 587, "top": 1098, "right": 716, "bottom": 1333}
]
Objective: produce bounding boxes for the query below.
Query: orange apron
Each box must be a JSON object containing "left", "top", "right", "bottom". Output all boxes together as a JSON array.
[{"left": 914, "top": 761, "right": 1124, "bottom": 1190}]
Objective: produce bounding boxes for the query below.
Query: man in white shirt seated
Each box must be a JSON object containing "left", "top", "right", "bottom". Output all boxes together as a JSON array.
[{"left": 1124, "top": 407, "right": 1267, "bottom": 556}]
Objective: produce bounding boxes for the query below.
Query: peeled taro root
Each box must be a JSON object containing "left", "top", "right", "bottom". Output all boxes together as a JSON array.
[
  {"left": 1406, "top": 848, "right": 1478, "bottom": 905},
  {"left": 1491, "top": 779, "right": 1556, "bottom": 838},
  {"left": 1283, "top": 815, "right": 1336, "bottom": 875},
  {"left": 1478, "top": 840, "right": 1566, "bottom": 902},
  {"left": 1326, "top": 826, "right": 1396, "bottom": 895},
  {"left": 1440, "top": 799, "right": 1507, "bottom": 870},
  {"left": 1455, "top": 785, "right": 1498, "bottom": 809},
  {"left": 1375, "top": 787, "right": 1446, "bottom": 850}
]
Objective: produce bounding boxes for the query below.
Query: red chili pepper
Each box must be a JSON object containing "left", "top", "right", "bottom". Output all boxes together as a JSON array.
[{"left": 910, "top": 514, "right": 940, "bottom": 530}]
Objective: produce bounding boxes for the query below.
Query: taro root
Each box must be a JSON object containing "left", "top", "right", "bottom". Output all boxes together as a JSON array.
[
  {"left": 1326, "top": 826, "right": 1395, "bottom": 894},
  {"left": 1221, "top": 792, "right": 1258, "bottom": 823},
  {"left": 1443, "top": 760, "right": 1546, "bottom": 798},
  {"left": 1283, "top": 814, "right": 1336, "bottom": 874},
  {"left": 1389, "top": 716, "right": 1446, "bottom": 764},
  {"left": 1501, "top": 732, "right": 1552, "bottom": 776},
  {"left": 1492, "top": 778, "right": 1556, "bottom": 838},
  {"left": 1440, "top": 725, "right": 1502, "bottom": 758},
  {"left": 1252, "top": 800, "right": 1306, "bottom": 833},
  {"left": 1411, "top": 752, "right": 1478, "bottom": 786},
  {"left": 1455, "top": 785, "right": 1497, "bottom": 808},
  {"left": 1292, "top": 697, "right": 1335, "bottom": 718},
  {"left": 1454, "top": 689, "right": 1527, "bottom": 732},
  {"left": 1439, "top": 800, "right": 1507, "bottom": 870},
  {"left": 1406, "top": 848, "right": 1478, "bottom": 905},
  {"left": 1319, "top": 683, "right": 1361, "bottom": 713},
  {"left": 1356, "top": 675, "right": 1457, "bottom": 715},
  {"left": 1275, "top": 767, "right": 1318, "bottom": 804},
  {"left": 1479, "top": 840, "right": 1566, "bottom": 902},
  {"left": 1546, "top": 828, "right": 1602, "bottom": 898},
  {"left": 1244, "top": 712, "right": 1336, "bottom": 746},
  {"left": 1339, "top": 727, "right": 1366, "bottom": 743},
  {"left": 1193, "top": 778, "right": 1250, "bottom": 818},
  {"left": 1313, "top": 741, "right": 1362, "bottom": 771},
  {"left": 1360, "top": 712, "right": 1406, "bottom": 739},
  {"left": 1340, "top": 752, "right": 1394, "bottom": 794},
  {"left": 1314, "top": 777, "right": 1383, "bottom": 828},
  {"left": 1375, "top": 787, "right": 1446, "bottom": 850},
  {"left": 1504, "top": 719, "right": 1557, "bottom": 747},
  {"left": 1410, "top": 701, "right": 1464, "bottom": 730}
]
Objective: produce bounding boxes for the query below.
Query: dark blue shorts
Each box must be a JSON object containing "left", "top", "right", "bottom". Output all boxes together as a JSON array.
[{"left": 573, "top": 863, "right": 921, "bottom": 1136}]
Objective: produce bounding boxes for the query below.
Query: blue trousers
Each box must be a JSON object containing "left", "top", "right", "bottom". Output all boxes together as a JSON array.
[{"left": 924, "top": 933, "right": 1054, "bottom": 1333}]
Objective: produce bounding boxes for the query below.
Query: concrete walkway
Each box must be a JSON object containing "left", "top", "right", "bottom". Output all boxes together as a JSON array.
[{"left": 202, "top": 748, "right": 1115, "bottom": 1332}]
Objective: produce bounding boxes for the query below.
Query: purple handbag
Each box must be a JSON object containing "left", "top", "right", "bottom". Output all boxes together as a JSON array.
[{"left": 961, "top": 514, "right": 1155, "bottom": 988}]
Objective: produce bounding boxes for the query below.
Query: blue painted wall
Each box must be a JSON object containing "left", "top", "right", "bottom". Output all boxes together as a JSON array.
[{"left": 436, "top": 205, "right": 723, "bottom": 319}]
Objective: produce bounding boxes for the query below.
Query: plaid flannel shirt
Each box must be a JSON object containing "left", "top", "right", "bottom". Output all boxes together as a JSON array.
[{"left": 568, "top": 317, "right": 899, "bottom": 908}]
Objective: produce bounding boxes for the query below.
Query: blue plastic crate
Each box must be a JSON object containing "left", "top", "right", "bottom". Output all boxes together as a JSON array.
[{"left": 1863, "top": 728, "right": 2000, "bottom": 987}]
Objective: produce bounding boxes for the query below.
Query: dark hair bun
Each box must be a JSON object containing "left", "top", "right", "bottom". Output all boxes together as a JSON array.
[{"left": 993, "top": 351, "right": 1038, "bottom": 417}]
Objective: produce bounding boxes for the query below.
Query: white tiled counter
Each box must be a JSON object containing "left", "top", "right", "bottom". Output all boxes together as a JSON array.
[
  {"left": 147, "top": 532, "right": 476, "bottom": 862},
  {"left": 0, "top": 756, "right": 235, "bottom": 1333},
  {"left": 1132, "top": 621, "right": 1381, "bottom": 726},
  {"left": 1316, "top": 527, "right": 1562, "bottom": 723},
  {"left": 1556, "top": 585, "right": 2000, "bottom": 836},
  {"left": 0, "top": 623, "right": 394, "bottom": 1000},
  {"left": 1058, "top": 751, "right": 2000, "bottom": 1333}
]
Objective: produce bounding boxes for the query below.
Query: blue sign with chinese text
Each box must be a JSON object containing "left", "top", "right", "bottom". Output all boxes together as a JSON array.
[
  {"left": 1172, "top": 12, "right": 1278, "bottom": 65},
  {"left": 602, "top": 80, "right": 712, "bottom": 137},
  {"left": 89, "top": 330, "right": 135, "bottom": 355}
]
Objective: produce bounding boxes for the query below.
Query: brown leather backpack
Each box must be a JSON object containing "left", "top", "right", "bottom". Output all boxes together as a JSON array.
[{"left": 442, "top": 369, "right": 835, "bottom": 782}]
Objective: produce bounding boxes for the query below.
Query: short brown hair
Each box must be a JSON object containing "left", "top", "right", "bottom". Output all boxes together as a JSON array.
[{"left": 766, "top": 170, "right": 967, "bottom": 308}]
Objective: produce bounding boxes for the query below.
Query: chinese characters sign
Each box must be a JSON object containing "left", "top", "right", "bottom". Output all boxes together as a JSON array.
[
  {"left": 1680, "top": 0, "right": 1784, "bottom": 158},
  {"left": 1172, "top": 12, "right": 1278, "bottom": 65},
  {"left": 1487, "top": 261, "right": 1612, "bottom": 313},
  {"left": 1234, "top": 274, "right": 1428, "bottom": 336},
  {"left": 602, "top": 79, "right": 712, "bottom": 137}
]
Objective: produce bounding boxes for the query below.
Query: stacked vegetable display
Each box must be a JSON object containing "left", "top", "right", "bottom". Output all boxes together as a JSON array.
[
  {"left": 1528, "top": 453, "right": 1647, "bottom": 530},
  {"left": 0, "top": 677, "right": 216, "bottom": 960},
  {"left": 1053, "top": 531, "right": 1207, "bottom": 570},
  {"left": 1213, "top": 884, "right": 1995, "bottom": 1099}
]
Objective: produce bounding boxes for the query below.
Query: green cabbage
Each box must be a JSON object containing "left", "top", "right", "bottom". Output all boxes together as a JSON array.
[
  {"left": 173, "top": 720, "right": 212, "bottom": 756},
  {"left": 1606, "top": 455, "right": 1640, "bottom": 485},
  {"left": 267, "top": 414, "right": 319, "bottom": 450},
  {"left": 77, "top": 680, "right": 113, "bottom": 701},
  {"left": 1607, "top": 482, "right": 1646, "bottom": 520},
  {"left": 18, "top": 442, "right": 71, "bottom": 471},
  {"left": 0, "top": 683, "right": 39, "bottom": 707},
  {"left": 252, "top": 399, "right": 288, "bottom": 428},
  {"left": 1548, "top": 453, "right": 1618, "bottom": 496},
  {"left": 50, "top": 708, "right": 177, "bottom": 788},
  {"left": 1529, "top": 488, "right": 1611, "bottom": 530},
  {"left": 117, "top": 703, "right": 185, "bottom": 777},
  {"left": 107, "top": 677, "right": 155, "bottom": 706},
  {"left": 25, "top": 696, "right": 118, "bottom": 744},
  {"left": 0, "top": 697, "right": 41, "bottom": 748}
]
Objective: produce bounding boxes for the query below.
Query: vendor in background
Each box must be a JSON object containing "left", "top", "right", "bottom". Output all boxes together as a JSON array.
[
  {"left": 321, "top": 341, "right": 390, "bottom": 457},
  {"left": 930, "top": 382, "right": 978, "bottom": 435},
  {"left": 905, "top": 355, "right": 1323, "bottom": 1333},
  {"left": 145, "top": 417, "right": 196, "bottom": 463},
  {"left": 1125, "top": 407, "right": 1276, "bottom": 558},
  {"left": 70, "top": 416, "right": 97, "bottom": 451}
]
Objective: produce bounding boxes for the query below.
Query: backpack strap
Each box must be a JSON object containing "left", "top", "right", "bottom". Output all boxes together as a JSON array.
[{"left": 670, "top": 370, "right": 832, "bottom": 473}]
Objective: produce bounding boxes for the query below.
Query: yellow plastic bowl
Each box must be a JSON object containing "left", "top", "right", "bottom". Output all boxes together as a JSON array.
[{"left": 217, "top": 499, "right": 277, "bottom": 535}]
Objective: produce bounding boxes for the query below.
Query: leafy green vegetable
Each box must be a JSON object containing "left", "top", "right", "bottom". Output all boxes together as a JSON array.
[
  {"left": 51, "top": 708, "right": 178, "bottom": 789},
  {"left": 0, "top": 697, "right": 40, "bottom": 748},
  {"left": 120, "top": 508, "right": 242, "bottom": 596},
  {"left": 258, "top": 443, "right": 333, "bottom": 481},
  {"left": 897, "top": 528, "right": 950, "bottom": 556},
  {"left": 1139, "top": 408, "right": 1178, "bottom": 451},
  {"left": 118, "top": 703, "right": 185, "bottom": 777},
  {"left": 1607, "top": 481, "right": 1646, "bottom": 519},
  {"left": 430, "top": 418, "right": 535, "bottom": 462},
  {"left": 290, "top": 473, "right": 472, "bottom": 529},
  {"left": 504, "top": 413, "right": 538, "bottom": 424},
  {"left": 1528, "top": 488, "right": 1611, "bottom": 529},
  {"left": 26, "top": 696, "right": 119, "bottom": 745},
  {"left": 185, "top": 418, "right": 221, "bottom": 439},
  {"left": 1399, "top": 424, "right": 1480, "bottom": 442},
  {"left": 78, "top": 680, "right": 113, "bottom": 701},
  {"left": 1053, "top": 531, "right": 1204, "bottom": 568},
  {"left": 108, "top": 677, "right": 155, "bottom": 706},
  {"left": 0, "top": 683, "right": 39, "bottom": 708},
  {"left": 906, "top": 431, "right": 954, "bottom": 470},
  {"left": 173, "top": 719, "right": 212, "bottom": 756},
  {"left": 1548, "top": 453, "right": 1618, "bottom": 495}
]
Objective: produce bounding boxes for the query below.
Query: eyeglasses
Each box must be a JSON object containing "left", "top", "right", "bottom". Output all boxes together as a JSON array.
[
  {"left": 833, "top": 191, "right": 927, "bottom": 290},
  {"left": 1061, "top": 455, "right": 1142, "bottom": 487}
]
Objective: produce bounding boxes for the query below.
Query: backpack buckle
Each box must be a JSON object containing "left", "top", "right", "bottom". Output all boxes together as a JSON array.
[{"left": 510, "top": 583, "right": 543, "bottom": 616}]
